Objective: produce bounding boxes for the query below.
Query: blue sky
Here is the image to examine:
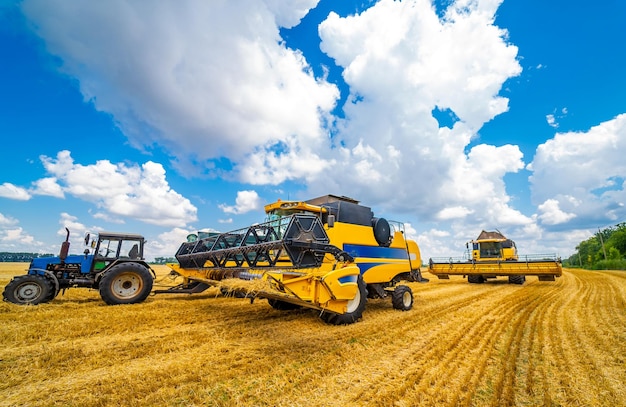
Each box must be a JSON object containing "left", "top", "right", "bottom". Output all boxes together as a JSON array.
[{"left": 1, "top": 0, "right": 625, "bottom": 261}]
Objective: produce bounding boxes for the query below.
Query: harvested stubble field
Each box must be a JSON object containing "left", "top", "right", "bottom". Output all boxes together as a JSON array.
[{"left": 0, "top": 263, "right": 624, "bottom": 407}]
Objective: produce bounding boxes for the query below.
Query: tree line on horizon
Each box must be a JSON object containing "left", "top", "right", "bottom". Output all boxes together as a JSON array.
[
  {"left": 0, "top": 252, "right": 55, "bottom": 262},
  {"left": 563, "top": 222, "right": 626, "bottom": 270}
]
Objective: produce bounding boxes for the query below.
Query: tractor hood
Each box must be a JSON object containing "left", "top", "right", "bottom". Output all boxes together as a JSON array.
[{"left": 30, "top": 254, "right": 95, "bottom": 274}]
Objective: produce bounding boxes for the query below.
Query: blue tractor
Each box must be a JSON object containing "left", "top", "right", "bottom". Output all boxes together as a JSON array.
[{"left": 2, "top": 229, "right": 154, "bottom": 305}]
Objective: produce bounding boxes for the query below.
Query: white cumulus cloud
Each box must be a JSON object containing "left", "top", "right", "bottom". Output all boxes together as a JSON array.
[
  {"left": 21, "top": 0, "right": 337, "bottom": 182},
  {"left": 529, "top": 113, "right": 626, "bottom": 226},
  {"left": 32, "top": 177, "right": 65, "bottom": 198},
  {"left": 219, "top": 190, "right": 262, "bottom": 215},
  {"left": 0, "top": 182, "right": 31, "bottom": 200},
  {"left": 537, "top": 199, "right": 576, "bottom": 225},
  {"left": 0, "top": 213, "right": 18, "bottom": 226},
  {"left": 40, "top": 150, "right": 197, "bottom": 227},
  {"left": 312, "top": 0, "right": 524, "bottom": 228}
]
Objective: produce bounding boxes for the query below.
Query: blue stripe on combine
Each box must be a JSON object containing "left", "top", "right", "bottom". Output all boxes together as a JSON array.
[
  {"left": 338, "top": 275, "right": 358, "bottom": 284},
  {"left": 343, "top": 244, "right": 409, "bottom": 260}
]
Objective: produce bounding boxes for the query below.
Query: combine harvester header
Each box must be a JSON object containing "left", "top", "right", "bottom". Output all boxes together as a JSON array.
[{"left": 428, "top": 230, "right": 562, "bottom": 284}]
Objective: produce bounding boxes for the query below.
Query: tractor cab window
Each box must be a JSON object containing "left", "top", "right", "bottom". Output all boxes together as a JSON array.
[
  {"left": 98, "top": 238, "right": 121, "bottom": 258},
  {"left": 96, "top": 237, "right": 142, "bottom": 259},
  {"left": 120, "top": 239, "right": 141, "bottom": 259},
  {"left": 266, "top": 209, "right": 319, "bottom": 238}
]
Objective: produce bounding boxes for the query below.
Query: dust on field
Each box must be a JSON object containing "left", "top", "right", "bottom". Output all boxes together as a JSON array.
[{"left": 0, "top": 264, "right": 624, "bottom": 406}]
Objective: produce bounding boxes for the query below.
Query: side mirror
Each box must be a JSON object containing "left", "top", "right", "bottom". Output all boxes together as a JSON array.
[
  {"left": 327, "top": 215, "right": 335, "bottom": 228},
  {"left": 84, "top": 233, "right": 90, "bottom": 246}
]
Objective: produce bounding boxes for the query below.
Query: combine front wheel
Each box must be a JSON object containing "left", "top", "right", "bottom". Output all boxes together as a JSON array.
[
  {"left": 508, "top": 275, "right": 526, "bottom": 285},
  {"left": 468, "top": 275, "right": 485, "bottom": 284},
  {"left": 392, "top": 285, "right": 413, "bottom": 311},
  {"left": 3, "top": 275, "right": 54, "bottom": 305},
  {"left": 320, "top": 275, "right": 367, "bottom": 325},
  {"left": 99, "top": 263, "right": 153, "bottom": 305}
]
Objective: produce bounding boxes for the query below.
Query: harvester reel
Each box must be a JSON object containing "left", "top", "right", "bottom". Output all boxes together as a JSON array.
[
  {"left": 283, "top": 215, "right": 330, "bottom": 268},
  {"left": 174, "top": 214, "right": 346, "bottom": 272}
]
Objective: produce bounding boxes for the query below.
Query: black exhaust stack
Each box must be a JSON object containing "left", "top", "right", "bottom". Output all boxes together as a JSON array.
[{"left": 59, "top": 228, "right": 70, "bottom": 263}]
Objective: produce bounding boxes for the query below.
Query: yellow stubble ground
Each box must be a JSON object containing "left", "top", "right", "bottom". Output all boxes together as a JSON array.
[{"left": 0, "top": 262, "right": 624, "bottom": 407}]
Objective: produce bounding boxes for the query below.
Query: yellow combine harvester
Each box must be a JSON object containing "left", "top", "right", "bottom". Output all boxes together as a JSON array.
[
  {"left": 428, "top": 230, "right": 562, "bottom": 284},
  {"left": 163, "top": 195, "right": 427, "bottom": 324}
]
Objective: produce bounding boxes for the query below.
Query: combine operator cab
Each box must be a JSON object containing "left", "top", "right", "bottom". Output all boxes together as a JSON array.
[
  {"left": 2, "top": 229, "right": 154, "bottom": 306},
  {"left": 469, "top": 231, "right": 518, "bottom": 262}
]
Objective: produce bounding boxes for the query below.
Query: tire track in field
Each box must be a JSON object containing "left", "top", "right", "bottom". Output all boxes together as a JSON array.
[
  {"left": 325, "top": 285, "right": 515, "bottom": 405},
  {"left": 487, "top": 281, "right": 565, "bottom": 407},
  {"left": 585, "top": 272, "right": 626, "bottom": 344},
  {"left": 519, "top": 280, "right": 565, "bottom": 405},
  {"left": 444, "top": 281, "right": 561, "bottom": 407},
  {"left": 541, "top": 270, "right": 585, "bottom": 405},
  {"left": 347, "top": 281, "right": 556, "bottom": 406},
  {"left": 556, "top": 270, "right": 626, "bottom": 405},
  {"left": 452, "top": 281, "right": 563, "bottom": 407},
  {"left": 424, "top": 289, "right": 540, "bottom": 405},
  {"left": 538, "top": 270, "right": 625, "bottom": 406},
  {"left": 328, "top": 286, "right": 511, "bottom": 405}
]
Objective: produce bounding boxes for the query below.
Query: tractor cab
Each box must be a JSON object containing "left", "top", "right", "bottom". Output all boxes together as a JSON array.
[{"left": 84, "top": 232, "right": 146, "bottom": 271}]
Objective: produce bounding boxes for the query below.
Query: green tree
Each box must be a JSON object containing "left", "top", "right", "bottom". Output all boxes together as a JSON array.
[
  {"left": 607, "top": 247, "right": 621, "bottom": 260},
  {"left": 606, "top": 225, "right": 626, "bottom": 256},
  {"left": 576, "top": 237, "right": 601, "bottom": 267}
]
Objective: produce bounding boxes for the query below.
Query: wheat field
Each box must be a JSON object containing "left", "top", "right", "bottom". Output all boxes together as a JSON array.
[{"left": 0, "top": 263, "right": 624, "bottom": 407}]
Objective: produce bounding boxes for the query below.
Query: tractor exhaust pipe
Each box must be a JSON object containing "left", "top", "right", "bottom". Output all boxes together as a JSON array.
[{"left": 59, "top": 228, "right": 70, "bottom": 263}]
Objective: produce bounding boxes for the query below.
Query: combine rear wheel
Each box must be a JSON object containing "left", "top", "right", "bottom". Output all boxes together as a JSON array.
[
  {"left": 3, "top": 275, "right": 54, "bottom": 305},
  {"left": 508, "top": 275, "right": 526, "bottom": 285},
  {"left": 392, "top": 285, "right": 413, "bottom": 311},
  {"left": 320, "top": 275, "right": 367, "bottom": 325},
  {"left": 99, "top": 263, "right": 153, "bottom": 305}
]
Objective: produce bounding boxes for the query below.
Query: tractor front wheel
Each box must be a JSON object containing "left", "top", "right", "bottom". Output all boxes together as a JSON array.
[
  {"left": 320, "top": 275, "right": 367, "bottom": 325},
  {"left": 99, "top": 263, "right": 153, "bottom": 305},
  {"left": 392, "top": 285, "right": 413, "bottom": 311},
  {"left": 3, "top": 275, "right": 54, "bottom": 305}
]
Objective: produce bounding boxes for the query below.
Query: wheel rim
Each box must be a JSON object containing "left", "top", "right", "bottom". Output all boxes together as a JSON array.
[
  {"left": 346, "top": 288, "right": 361, "bottom": 313},
  {"left": 110, "top": 272, "right": 143, "bottom": 300},
  {"left": 15, "top": 282, "right": 42, "bottom": 302},
  {"left": 402, "top": 291, "right": 412, "bottom": 307}
]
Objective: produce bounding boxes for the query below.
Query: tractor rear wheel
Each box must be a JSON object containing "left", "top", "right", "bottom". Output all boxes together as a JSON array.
[
  {"left": 392, "top": 285, "right": 413, "bottom": 311},
  {"left": 320, "top": 275, "right": 367, "bottom": 325},
  {"left": 3, "top": 275, "right": 54, "bottom": 305},
  {"left": 99, "top": 263, "right": 153, "bottom": 305}
]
